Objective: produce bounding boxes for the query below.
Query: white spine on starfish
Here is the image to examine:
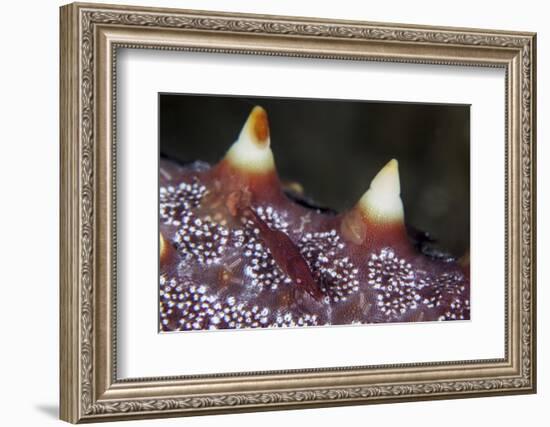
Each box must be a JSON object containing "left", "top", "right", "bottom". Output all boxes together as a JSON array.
[
  {"left": 223, "top": 106, "right": 275, "bottom": 174},
  {"left": 160, "top": 232, "right": 167, "bottom": 262},
  {"left": 357, "top": 159, "right": 404, "bottom": 224}
]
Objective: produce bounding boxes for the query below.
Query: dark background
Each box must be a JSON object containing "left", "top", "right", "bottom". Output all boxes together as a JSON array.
[{"left": 159, "top": 94, "right": 470, "bottom": 257}]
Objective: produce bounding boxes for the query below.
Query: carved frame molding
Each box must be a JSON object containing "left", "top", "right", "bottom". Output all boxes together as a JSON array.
[{"left": 60, "top": 2, "right": 536, "bottom": 423}]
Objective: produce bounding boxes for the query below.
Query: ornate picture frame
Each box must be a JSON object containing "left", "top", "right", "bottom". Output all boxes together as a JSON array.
[{"left": 59, "top": 2, "right": 536, "bottom": 423}]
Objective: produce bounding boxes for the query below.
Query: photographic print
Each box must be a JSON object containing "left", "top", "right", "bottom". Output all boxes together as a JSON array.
[{"left": 159, "top": 95, "right": 470, "bottom": 332}]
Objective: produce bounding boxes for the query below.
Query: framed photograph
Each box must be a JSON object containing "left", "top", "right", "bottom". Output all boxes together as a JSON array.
[{"left": 60, "top": 2, "right": 537, "bottom": 423}]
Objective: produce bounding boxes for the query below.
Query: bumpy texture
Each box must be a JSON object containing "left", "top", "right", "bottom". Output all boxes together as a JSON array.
[{"left": 159, "top": 106, "right": 470, "bottom": 332}]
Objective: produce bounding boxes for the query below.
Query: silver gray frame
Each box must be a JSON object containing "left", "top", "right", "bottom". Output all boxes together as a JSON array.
[{"left": 60, "top": 2, "right": 536, "bottom": 423}]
